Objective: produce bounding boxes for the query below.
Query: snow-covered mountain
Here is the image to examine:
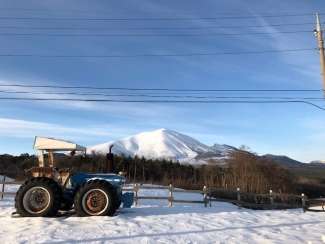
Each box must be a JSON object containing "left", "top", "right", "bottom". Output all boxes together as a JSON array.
[
  {"left": 310, "top": 160, "right": 325, "bottom": 164},
  {"left": 86, "top": 128, "right": 236, "bottom": 164},
  {"left": 309, "top": 160, "right": 325, "bottom": 167}
]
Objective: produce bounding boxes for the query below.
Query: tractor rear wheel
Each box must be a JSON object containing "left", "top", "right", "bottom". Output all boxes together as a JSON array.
[
  {"left": 15, "top": 177, "right": 61, "bottom": 217},
  {"left": 74, "top": 179, "right": 118, "bottom": 217}
]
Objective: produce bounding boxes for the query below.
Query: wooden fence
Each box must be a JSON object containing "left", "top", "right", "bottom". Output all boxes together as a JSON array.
[
  {"left": 1, "top": 178, "right": 324, "bottom": 212},
  {"left": 1, "top": 175, "right": 23, "bottom": 199},
  {"left": 127, "top": 184, "right": 315, "bottom": 211},
  {"left": 123, "top": 184, "right": 210, "bottom": 207}
]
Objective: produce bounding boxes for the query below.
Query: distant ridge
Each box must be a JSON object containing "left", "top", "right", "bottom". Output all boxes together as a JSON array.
[
  {"left": 263, "top": 154, "right": 303, "bottom": 166},
  {"left": 309, "top": 160, "right": 325, "bottom": 167}
]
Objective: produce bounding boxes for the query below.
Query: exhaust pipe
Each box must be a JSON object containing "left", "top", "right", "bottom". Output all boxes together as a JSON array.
[{"left": 106, "top": 144, "right": 114, "bottom": 173}]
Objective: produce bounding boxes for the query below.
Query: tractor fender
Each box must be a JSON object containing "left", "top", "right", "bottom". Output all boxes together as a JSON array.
[
  {"left": 71, "top": 172, "right": 124, "bottom": 187},
  {"left": 86, "top": 177, "right": 107, "bottom": 183}
]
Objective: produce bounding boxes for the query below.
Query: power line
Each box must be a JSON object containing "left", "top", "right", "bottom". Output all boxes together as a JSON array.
[
  {"left": 0, "top": 22, "right": 314, "bottom": 30},
  {"left": 0, "top": 30, "right": 310, "bottom": 37},
  {"left": 0, "top": 48, "right": 315, "bottom": 58},
  {"left": 1, "top": 90, "right": 323, "bottom": 100},
  {"left": 0, "top": 14, "right": 314, "bottom": 21},
  {"left": 0, "top": 84, "right": 321, "bottom": 92},
  {"left": 0, "top": 97, "right": 324, "bottom": 110},
  {"left": 1, "top": 85, "right": 323, "bottom": 110},
  {"left": 0, "top": 8, "right": 319, "bottom": 16}
]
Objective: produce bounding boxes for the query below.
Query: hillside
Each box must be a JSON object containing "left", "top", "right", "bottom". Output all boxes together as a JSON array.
[
  {"left": 87, "top": 128, "right": 236, "bottom": 164},
  {"left": 263, "top": 154, "right": 303, "bottom": 167}
]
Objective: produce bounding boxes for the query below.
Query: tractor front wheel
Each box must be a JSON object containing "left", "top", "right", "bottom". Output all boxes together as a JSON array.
[
  {"left": 15, "top": 177, "right": 61, "bottom": 217},
  {"left": 74, "top": 179, "right": 118, "bottom": 217}
]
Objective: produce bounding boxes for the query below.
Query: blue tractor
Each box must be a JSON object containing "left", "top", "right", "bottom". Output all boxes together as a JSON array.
[{"left": 14, "top": 136, "right": 134, "bottom": 217}]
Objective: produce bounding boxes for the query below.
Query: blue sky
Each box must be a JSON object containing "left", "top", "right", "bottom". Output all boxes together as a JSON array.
[{"left": 1, "top": 0, "right": 325, "bottom": 163}]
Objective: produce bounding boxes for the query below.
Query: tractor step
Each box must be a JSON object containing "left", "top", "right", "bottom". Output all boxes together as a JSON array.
[
  {"left": 11, "top": 212, "right": 21, "bottom": 218},
  {"left": 11, "top": 210, "right": 76, "bottom": 218},
  {"left": 11, "top": 210, "right": 119, "bottom": 218},
  {"left": 56, "top": 209, "right": 76, "bottom": 217}
]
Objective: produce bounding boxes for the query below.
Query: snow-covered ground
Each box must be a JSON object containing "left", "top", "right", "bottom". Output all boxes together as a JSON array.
[{"left": 0, "top": 182, "right": 324, "bottom": 244}]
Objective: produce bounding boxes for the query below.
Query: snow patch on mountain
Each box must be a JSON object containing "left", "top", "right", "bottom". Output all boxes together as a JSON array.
[
  {"left": 310, "top": 160, "right": 325, "bottom": 164},
  {"left": 211, "top": 143, "right": 237, "bottom": 155}
]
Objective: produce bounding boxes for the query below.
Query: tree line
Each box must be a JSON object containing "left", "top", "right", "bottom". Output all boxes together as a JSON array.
[{"left": 1, "top": 147, "right": 324, "bottom": 198}]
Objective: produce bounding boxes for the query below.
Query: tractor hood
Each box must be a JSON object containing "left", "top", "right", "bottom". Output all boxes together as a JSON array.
[{"left": 33, "top": 136, "right": 87, "bottom": 152}]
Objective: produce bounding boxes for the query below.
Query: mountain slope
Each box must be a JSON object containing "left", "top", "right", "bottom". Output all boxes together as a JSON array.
[
  {"left": 309, "top": 160, "right": 325, "bottom": 167},
  {"left": 263, "top": 154, "right": 303, "bottom": 167},
  {"left": 87, "top": 128, "right": 234, "bottom": 164},
  {"left": 86, "top": 129, "right": 325, "bottom": 168}
]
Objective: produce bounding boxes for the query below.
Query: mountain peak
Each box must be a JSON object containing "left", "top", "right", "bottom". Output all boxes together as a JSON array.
[{"left": 86, "top": 129, "right": 234, "bottom": 164}]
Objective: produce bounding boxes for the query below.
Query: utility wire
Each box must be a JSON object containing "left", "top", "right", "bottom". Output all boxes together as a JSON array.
[
  {"left": 1, "top": 86, "right": 324, "bottom": 110},
  {"left": 1, "top": 92, "right": 324, "bottom": 102},
  {"left": 2, "top": 90, "right": 323, "bottom": 97},
  {"left": 0, "top": 48, "right": 315, "bottom": 58},
  {"left": 0, "top": 30, "right": 310, "bottom": 37},
  {"left": 0, "top": 22, "right": 314, "bottom": 30},
  {"left": 0, "top": 84, "right": 321, "bottom": 92},
  {"left": 0, "top": 14, "right": 314, "bottom": 21},
  {"left": 0, "top": 97, "right": 321, "bottom": 103},
  {"left": 0, "top": 97, "right": 324, "bottom": 110},
  {"left": 0, "top": 8, "right": 319, "bottom": 16},
  {"left": 0, "top": 90, "right": 323, "bottom": 100}
]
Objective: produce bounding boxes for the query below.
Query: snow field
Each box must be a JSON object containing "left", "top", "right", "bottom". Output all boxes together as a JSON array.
[{"left": 0, "top": 183, "right": 324, "bottom": 244}]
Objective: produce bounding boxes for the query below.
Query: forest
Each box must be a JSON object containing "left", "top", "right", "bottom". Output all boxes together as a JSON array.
[{"left": 1, "top": 149, "right": 324, "bottom": 198}]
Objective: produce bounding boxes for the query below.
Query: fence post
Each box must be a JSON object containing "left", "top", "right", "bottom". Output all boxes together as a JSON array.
[
  {"left": 134, "top": 184, "right": 138, "bottom": 206},
  {"left": 269, "top": 190, "right": 274, "bottom": 209},
  {"left": 169, "top": 184, "right": 173, "bottom": 207},
  {"left": 301, "top": 193, "right": 306, "bottom": 212},
  {"left": 203, "top": 186, "right": 207, "bottom": 207},
  {"left": 237, "top": 188, "right": 241, "bottom": 209},
  {"left": 1, "top": 175, "right": 5, "bottom": 200}
]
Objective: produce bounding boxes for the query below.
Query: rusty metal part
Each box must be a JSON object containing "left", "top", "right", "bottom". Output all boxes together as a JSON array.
[
  {"left": 106, "top": 144, "right": 114, "bottom": 173},
  {"left": 82, "top": 189, "right": 109, "bottom": 215},
  {"left": 59, "top": 171, "right": 70, "bottom": 186},
  {"left": 86, "top": 192, "right": 105, "bottom": 212},
  {"left": 25, "top": 166, "right": 54, "bottom": 178},
  {"left": 22, "top": 187, "right": 50, "bottom": 214},
  {"left": 47, "top": 150, "right": 54, "bottom": 167},
  {"left": 24, "top": 166, "right": 70, "bottom": 186}
]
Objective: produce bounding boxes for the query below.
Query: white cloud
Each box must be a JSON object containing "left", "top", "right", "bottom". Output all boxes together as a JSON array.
[
  {"left": 0, "top": 76, "right": 192, "bottom": 120},
  {"left": 299, "top": 117, "right": 325, "bottom": 130},
  {"left": 0, "top": 118, "right": 136, "bottom": 141}
]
